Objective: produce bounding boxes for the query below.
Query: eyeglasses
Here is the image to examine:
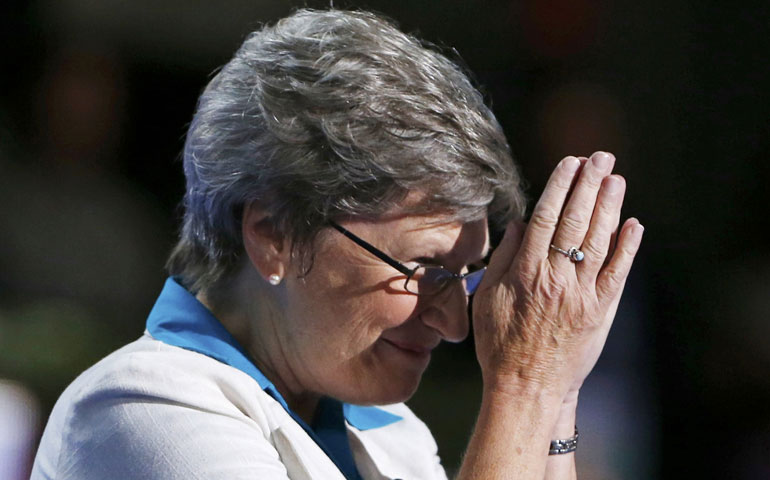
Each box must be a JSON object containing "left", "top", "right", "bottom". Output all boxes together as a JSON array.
[{"left": 329, "top": 221, "right": 486, "bottom": 296}]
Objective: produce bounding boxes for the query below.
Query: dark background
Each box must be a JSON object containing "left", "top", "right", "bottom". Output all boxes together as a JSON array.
[{"left": 1, "top": 0, "right": 768, "bottom": 478}]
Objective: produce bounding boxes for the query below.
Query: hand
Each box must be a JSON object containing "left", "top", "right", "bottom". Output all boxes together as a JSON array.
[{"left": 472, "top": 152, "right": 644, "bottom": 401}]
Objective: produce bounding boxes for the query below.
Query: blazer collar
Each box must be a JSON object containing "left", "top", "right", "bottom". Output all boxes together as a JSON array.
[{"left": 146, "top": 277, "right": 402, "bottom": 431}]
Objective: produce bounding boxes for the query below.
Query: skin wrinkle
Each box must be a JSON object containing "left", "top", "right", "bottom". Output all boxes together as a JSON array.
[
  {"left": 216, "top": 212, "right": 488, "bottom": 420},
  {"left": 477, "top": 248, "right": 596, "bottom": 395}
]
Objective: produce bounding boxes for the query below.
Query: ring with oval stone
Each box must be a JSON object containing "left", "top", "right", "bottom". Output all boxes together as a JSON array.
[{"left": 549, "top": 244, "right": 585, "bottom": 262}]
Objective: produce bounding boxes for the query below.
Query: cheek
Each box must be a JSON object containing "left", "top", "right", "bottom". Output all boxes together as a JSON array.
[
  {"left": 285, "top": 273, "right": 419, "bottom": 353},
  {"left": 285, "top": 244, "right": 420, "bottom": 357},
  {"left": 328, "top": 290, "right": 420, "bottom": 352},
  {"left": 358, "top": 290, "right": 420, "bottom": 332}
]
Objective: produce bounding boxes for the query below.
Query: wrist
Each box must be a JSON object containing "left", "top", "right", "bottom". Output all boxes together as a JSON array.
[
  {"left": 551, "top": 403, "right": 577, "bottom": 440},
  {"left": 562, "top": 389, "right": 580, "bottom": 407},
  {"left": 552, "top": 393, "right": 578, "bottom": 438},
  {"left": 545, "top": 394, "right": 579, "bottom": 476},
  {"left": 479, "top": 381, "right": 566, "bottom": 438},
  {"left": 482, "top": 371, "right": 566, "bottom": 407},
  {"left": 549, "top": 427, "right": 579, "bottom": 455}
]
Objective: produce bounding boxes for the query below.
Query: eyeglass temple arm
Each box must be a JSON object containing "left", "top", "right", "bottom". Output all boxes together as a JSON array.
[{"left": 329, "top": 222, "right": 415, "bottom": 277}]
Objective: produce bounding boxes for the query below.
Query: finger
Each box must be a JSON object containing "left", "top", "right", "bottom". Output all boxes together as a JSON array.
[
  {"left": 596, "top": 218, "right": 644, "bottom": 305},
  {"left": 480, "top": 220, "right": 525, "bottom": 288},
  {"left": 549, "top": 152, "right": 615, "bottom": 266},
  {"left": 560, "top": 157, "right": 588, "bottom": 215},
  {"left": 519, "top": 156, "right": 582, "bottom": 261},
  {"left": 577, "top": 174, "right": 625, "bottom": 281}
]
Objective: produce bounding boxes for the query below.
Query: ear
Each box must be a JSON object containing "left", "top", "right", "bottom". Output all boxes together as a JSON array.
[{"left": 241, "top": 202, "right": 289, "bottom": 284}]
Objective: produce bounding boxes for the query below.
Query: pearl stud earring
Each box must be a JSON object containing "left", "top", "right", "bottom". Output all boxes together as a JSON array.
[{"left": 268, "top": 274, "right": 282, "bottom": 286}]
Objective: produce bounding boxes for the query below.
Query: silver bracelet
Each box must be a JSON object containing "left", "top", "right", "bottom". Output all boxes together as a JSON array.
[{"left": 548, "top": 426, "right": 578, "bottom": 455}]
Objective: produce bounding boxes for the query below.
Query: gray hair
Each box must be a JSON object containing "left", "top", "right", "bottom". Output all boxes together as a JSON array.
[{"left": 167, "top": 8, "right": 526, "bottom": 292}]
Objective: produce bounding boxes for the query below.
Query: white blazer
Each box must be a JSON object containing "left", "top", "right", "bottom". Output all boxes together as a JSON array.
[{"left": 31, "top": 335, "right": 448, "bottom": 480}]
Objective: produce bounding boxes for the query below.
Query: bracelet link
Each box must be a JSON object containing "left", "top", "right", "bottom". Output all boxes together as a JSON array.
[{"left": 548, "top": 426, "right": 578, "bottom": 455}]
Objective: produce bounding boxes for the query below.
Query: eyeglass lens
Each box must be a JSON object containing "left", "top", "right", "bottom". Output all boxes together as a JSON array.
[{"left": 405, "top": 266, "right": 486, "bottom": 296}]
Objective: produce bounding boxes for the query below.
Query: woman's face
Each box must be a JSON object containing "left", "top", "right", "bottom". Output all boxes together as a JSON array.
[{"left": 276, "top": 214, "right": 489, "bottom": 406}]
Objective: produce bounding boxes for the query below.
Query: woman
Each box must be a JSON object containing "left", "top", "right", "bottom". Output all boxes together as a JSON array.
[{"left": 32, "top": 9, "right": 643, "bottom": 480}]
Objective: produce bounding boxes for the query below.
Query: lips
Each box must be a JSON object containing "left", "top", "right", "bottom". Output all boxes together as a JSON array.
[{"left": 381, "top": 338, "right": 438, "bottom": 356}]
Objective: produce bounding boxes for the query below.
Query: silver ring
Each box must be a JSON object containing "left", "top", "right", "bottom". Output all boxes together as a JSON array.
[{"left": 550, "top": 244, "right": 585, "bottom": 262}]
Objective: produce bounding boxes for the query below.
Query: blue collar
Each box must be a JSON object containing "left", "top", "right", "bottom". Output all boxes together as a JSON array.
[{"left": 145, "top": 277, "right": 403, "bottom": 431}]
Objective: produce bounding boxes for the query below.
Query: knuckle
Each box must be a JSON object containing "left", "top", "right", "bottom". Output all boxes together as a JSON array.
[
  {"left": 560, "top": 211, "right": 585, "bottom": 233},
  {"left": 616, "top": 242, "right": 638, "bottom": 259},
  {"left": 530, "top": 211, "right": 559, "bottom": 230},
  {"left": 600, "top": 268, "right": 617, "bottom": 283},
  {"left": 554, "top": 175, "right": 574, "bottom": 191},
  {"left": 595, "top": 197, "right": 617, "bottom": 217},
  {"left": 583, "top": 171, "right": 605, "bottom": 189},
  {"left": 599, "top": 268, "right": 624, "bottom": 291},
  {"left": 581, "top": 237, "right": 608, "bottom": 260}
]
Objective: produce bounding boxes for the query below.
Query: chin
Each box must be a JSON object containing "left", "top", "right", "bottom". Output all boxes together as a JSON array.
[
  {"left": 331, "top": 343, "right": 430, "bottom": 405},
  {"left": 351, "top": 338, "right": 431, "bottom": 404},
  {"left": 353, "top": 371, "right": 424, "bottom": 406}
]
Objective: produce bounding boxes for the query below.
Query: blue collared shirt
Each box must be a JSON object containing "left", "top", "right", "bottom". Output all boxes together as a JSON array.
[{"left": 146, "top": 277, "right": 402, "bottom": 480}]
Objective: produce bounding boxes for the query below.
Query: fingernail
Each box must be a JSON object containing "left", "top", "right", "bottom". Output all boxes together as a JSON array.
[
  {"left": 592, "top": 152, "right": 611, "bottom": 169},
  {"left": 562, "top": 156, "right": 580, "bottom": 173},
  {"left": 632, "top": 223, "right": 645, "bottom": 238},
  {"left": 605, "top": 176, "right": 623, "bottom": 194}
]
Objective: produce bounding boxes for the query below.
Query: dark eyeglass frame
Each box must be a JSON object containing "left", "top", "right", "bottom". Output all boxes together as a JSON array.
[{"left": 329, "top": 221, "right": 486, "bottom": 296}]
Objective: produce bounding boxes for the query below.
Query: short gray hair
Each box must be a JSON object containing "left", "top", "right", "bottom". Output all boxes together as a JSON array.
[{"left": 167, "top": 8, "right": 526, "bottom": 292}]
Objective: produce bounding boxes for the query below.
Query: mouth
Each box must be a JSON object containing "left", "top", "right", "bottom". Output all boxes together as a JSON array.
[{"left": 381, "top": 338, "right": 435, "bottom": 358}]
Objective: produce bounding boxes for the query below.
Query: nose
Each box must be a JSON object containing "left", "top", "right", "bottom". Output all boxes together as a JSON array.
[{"left": 419, "top": 284, "right": 469, "bottom": 343}]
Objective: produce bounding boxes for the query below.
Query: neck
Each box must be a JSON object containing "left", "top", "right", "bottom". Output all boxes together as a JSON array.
[{"left": 196, "top": 266, "right": 321, "bottom": 424}]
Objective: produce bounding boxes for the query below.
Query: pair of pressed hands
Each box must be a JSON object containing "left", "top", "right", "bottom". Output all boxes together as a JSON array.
[{"left": 461, "top": 152, "right": 644, "bottom": 479}]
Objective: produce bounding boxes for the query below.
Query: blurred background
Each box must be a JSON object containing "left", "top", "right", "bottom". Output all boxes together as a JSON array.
[{"left": 0, "top": 0, "right": 768, "bottom": 478}]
